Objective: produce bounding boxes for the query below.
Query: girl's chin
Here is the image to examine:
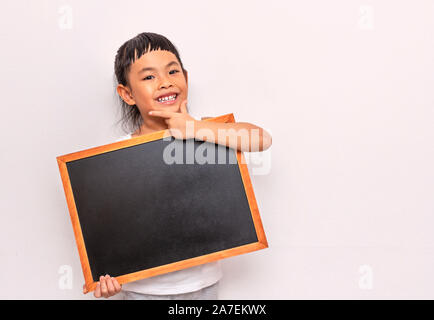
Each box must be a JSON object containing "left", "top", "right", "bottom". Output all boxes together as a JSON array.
[{"left": 154, "top": 103, "right": 179, "bottom": 111}]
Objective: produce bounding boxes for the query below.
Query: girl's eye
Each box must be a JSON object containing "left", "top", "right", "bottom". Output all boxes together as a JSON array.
[{"left": 143, "top": 70, "right": 179, "bottom": 80}]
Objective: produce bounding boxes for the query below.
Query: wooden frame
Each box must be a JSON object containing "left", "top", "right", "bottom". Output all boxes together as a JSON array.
[{"left": 56, "top": 113, "right": 268, "bottom": 293}]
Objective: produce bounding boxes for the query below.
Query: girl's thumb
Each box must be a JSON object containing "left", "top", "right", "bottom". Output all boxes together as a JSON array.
[{"left": 180, "top": 100, "right": 188, "bottom": 113}]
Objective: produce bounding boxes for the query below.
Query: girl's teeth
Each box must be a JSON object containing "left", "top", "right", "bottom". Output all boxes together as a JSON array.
[{"left": 158, "top": 94, "right": 176, "bottom": 102}]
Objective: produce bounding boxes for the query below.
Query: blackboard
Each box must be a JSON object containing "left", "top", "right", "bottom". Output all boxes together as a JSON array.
[{"left": 57, "top": 113, "right": 268, "bottom": 292}]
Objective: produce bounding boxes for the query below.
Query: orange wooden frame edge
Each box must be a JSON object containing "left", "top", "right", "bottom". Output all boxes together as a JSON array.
[{"left": 56, "top": 113, "right": 268, "bottom": 293}]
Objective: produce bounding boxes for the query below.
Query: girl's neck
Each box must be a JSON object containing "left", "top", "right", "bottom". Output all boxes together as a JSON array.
[{"left": 132, "top": 117, "right": 168, "bottom": 137}]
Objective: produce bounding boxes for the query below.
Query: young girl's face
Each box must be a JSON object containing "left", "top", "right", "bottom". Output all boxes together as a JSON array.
[{"left": 124, "top": 48, "right": 188, "bottom": 116}]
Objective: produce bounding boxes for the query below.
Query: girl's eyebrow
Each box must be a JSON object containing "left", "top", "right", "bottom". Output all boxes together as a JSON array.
[{"left": 138, "top": 61, "right": 179, "bottom": 74}]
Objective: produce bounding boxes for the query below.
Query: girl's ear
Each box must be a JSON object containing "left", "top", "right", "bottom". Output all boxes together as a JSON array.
[{"left": 116, "top": 84, "right": 136, "bottom": 106}]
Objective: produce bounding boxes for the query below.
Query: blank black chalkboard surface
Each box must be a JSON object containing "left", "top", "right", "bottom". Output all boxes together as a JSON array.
[{"left": 57, "top": 113, "right": 268, "bottom": 292}]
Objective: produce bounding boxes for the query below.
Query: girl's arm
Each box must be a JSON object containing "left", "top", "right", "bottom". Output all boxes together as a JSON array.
[
  {"left": 148, "top": 100, "right": 272, "bottom": 152},
  {"left": 195, "top": 119, "right": 272, "bottom": 152}
]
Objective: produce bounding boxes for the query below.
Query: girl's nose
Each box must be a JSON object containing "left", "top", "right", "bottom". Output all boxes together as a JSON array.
[
  {"left": 159, "top": 83, "right": 173, "bottom": 89},
  {"left": 159, "top": 77, "right": 173, "bottom": 89}
]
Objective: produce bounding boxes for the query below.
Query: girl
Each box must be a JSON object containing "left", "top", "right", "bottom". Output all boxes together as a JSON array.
[{"left": 83, "top": 32, "right": 272, "bottom": 300}]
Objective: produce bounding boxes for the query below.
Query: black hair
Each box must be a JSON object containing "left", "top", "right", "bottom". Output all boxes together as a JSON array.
[{"left": 114, "top": 32, "right": 186, "bottom": 134}]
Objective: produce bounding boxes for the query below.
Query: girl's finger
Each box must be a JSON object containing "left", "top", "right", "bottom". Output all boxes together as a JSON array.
[
  {"left": 100, "top": 276, "right": 108, "bottom": 298},
  {"left": 94, "top": 282, "right": 102, "bottom": 298},
  {"left": 180, "top": 100, "right": 188, "bottom": 114},
  {"left": 105, "top": 275, "right": 115, "bottom": 295},
  {"left": 148, "top": 110, "right": 174, "bottom": 118},
  {"left": 112, "top": 277, "right": 122, "bottom": 293},
  {"left": 83, "top": 284, "right": 88, "bottom": 294}
]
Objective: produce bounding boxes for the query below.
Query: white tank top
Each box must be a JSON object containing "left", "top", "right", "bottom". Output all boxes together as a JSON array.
[{"left": 114, "top": 133, "right": 223, "bottom": 295}]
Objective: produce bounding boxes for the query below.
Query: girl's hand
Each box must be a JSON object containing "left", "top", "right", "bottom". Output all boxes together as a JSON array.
[
  {"left": 83, "top": 275, "right": 122, "bottom": 298},
  {"left": 148, "top": 100, "right": 197, "bottom": 140}
]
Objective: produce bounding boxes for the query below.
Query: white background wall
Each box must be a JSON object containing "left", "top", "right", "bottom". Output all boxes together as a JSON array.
[{"left": 1, "top": 0, "right": 433, "bottom": 299}]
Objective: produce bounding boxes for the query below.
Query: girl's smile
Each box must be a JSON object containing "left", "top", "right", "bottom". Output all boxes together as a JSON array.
[{"left": 156, "top": 92, "right": 179, "bottom": 105}]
